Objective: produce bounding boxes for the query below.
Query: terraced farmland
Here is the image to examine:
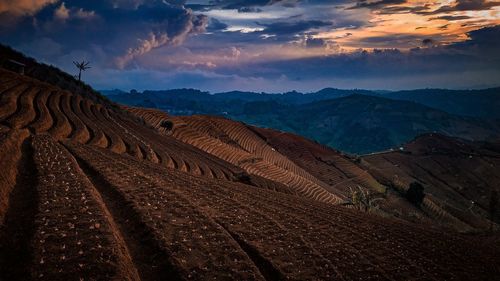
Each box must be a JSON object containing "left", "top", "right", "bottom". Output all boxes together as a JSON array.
[
  {"left": 1, "top": 66, "right": 500, "bottom": 280},
  {"left": 251, "top": 127, "right": 386, "bottom": 194},
  {"left": 362, "top": 134, "right": 500, "bottom": 231},
  {"left": 157, "top": 114, "right": 363, "bottom": 204}
]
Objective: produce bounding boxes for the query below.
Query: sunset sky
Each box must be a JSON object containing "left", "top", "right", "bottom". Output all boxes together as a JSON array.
[{"left": 1, "top": 0, "right": 499, "bottom": 92}]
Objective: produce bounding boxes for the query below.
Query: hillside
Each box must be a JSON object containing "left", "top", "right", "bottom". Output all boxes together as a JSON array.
[
  {"left": 107, "top": 89, "right": 500, "bottom": 154},
  {"left": 225, "top": 95, "right": 499, "bottom": 154},
  {"left": 1, "top": 60, "right": 500, "bottom": 279},
  {"left": 0, "top": 44, "right": 109, "bottom": 105},
  {"left": 128, "top": 107, "right": 500, "bottom": 231},
  {"left": 285, "top": 95, "right": 499, "bottom": 154},
  {"left": 361, "top": 134, "right": 500, "bottom": 231}
]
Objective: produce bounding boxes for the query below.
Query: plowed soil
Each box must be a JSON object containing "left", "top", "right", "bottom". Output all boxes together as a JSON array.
[{"left": 1, "top": 68, "right": 500, "bottom": 280}]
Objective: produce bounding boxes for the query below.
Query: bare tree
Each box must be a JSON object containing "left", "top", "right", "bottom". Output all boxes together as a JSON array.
[{"left": 73, "top": 60, "right": 91, "bottom": 81}]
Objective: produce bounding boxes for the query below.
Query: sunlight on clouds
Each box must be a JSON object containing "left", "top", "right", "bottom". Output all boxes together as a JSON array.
[
  {"left": 198, "top": 0, "right": 499, "bottom": 58},
  {"left": 223, "top": 26, "right": 265, "bottom": 33},
  {"left": 157, "top": 0, "right": 500, "bottom": 71},
  {"left": 137, "top": 41, "right": 343, "bottom": 72},
  {"left": 314, "top": 0, "right": 500, "bottom": 50},
  {"left": 0, "top": 0, "right": 59, "bottom": 16},
  {"left": 54, "top": 2, "right": 69, "bottom": 21},
  {"left": 203, "top": 8, "right": 292, "bottom": 20},
  {"left": 464, "top": 8, "right": 500, "bottom": 20},
  {"left": 153, "top": 0, "right": 500, "bottom": 68}
]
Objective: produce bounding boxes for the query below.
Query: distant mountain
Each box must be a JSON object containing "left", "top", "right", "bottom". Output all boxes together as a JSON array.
[
  {"left": 230, "top": 95, "right": 500, "bottom": 154},
  {"left": 380, "top": 88, "right": 500, "bottom": 119},
  {"left": 107, "top": 88, "right": 375, "bottom": 112},
  {"left": 214, "top": 88, "right": 375, "bottom": 104},
  {"left": 107, "top": 89, "right": 500, "bottom": 154},
  {"left": 100, "top": 89, "right": 128, "bottom": 96},
  {"left": 106, "top": 86, "right": 500, "bottom": 119}
]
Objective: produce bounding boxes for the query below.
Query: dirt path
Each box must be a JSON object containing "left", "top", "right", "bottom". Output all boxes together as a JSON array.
[
  {"left": 71, "top": 149, "right": 183, "bottom": 281},
  {"left": 216, "top": 220, "right": 285, "bottom": 281},
  {"left": 0, "top": 137, "right": 38, "bottom": 281}
]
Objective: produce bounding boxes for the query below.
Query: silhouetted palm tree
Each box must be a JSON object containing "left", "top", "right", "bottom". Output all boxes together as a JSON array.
[{"left": 73, "top": 60, "right": 91, "bottom": 81}]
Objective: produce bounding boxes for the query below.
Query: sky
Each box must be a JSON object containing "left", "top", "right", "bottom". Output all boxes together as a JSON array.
[{"left": 0, "top": 0, "right": 499, "bottom": 92}]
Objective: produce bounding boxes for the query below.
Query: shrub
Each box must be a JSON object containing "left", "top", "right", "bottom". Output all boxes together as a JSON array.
[
  {"left": 160, "top": 120, "right": 173, "bottom": 130},
  {"left": 406, "top": 182, "right": 425, "bottom": 207},
  {"left": 235, "top": 172, "right": 252, "bottom": 185},
  {"left": 346, "top": 185, "right": 383, "bottom": 212}
]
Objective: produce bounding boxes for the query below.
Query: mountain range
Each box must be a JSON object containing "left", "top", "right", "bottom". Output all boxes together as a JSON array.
[{"left": 104, "top": 87, "right": 500, "bottom": 154}]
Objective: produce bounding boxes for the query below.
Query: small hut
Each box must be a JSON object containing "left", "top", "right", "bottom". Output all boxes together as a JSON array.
[{"left": 4, "top": 59, "right": 25, "bottom": 75}]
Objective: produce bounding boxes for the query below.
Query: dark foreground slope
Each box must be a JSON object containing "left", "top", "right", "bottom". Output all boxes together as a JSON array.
[{"left": 0, "top": 67, "right": 500, "bottom": 280}]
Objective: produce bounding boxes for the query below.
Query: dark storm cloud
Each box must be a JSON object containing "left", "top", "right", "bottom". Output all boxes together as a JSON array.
[
  {"left": 349, "top": 0, "right": 500, "bottom": 16},
  {"left": 258, "top": 20, "right": 332, "bottom": 35},
  {"left": 206, "top": 18, "right": 228, "bottom": 31},
  {"left": 342, "top": 0, "right": 430, "bottom": 17},
  {"left": 304, "top": 37, "right": 328, "bottom": 48},
  {"left": 438, "top": 24, "right": 450, "bottom": 30},
  {"left": 185, "top": 3, "right": 214, "bottom": 11},
  {"left": 417, "top": 0, "right": 500, "bottom": 15},
  {"left": 354, "top": 34, "right": 443, "bottom": 49},
  {"left": 0, "top": 0, "right": 208, "bottom": 68},
  {"left": 451, "top": 25, "right": 500, "bottom": 50},
  {"left": 422, "top": 38, "right": 434, "bottom": 46},
  {"left": 193, "top": 17, "right": 352, "bottom": 47},
  {"left": 208, "top": 0, "right": 295, "bottom": 9},
  {"left": 237, "top": 7, "right": 263, "bottom": 12},
  {"left": 430, "top": 15, "right": 472, "bottom": 21},
  {"left": 185, "top": 0, "right": 304, "bottom": 12},
  {"left": 347, "top": 0, "right": 406, "bottom": 10},
  {"left": 374, "top": 5, "right": 429, "bottom": 14}
]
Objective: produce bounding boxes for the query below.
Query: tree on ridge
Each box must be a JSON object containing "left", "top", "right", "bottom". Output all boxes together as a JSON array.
[{"left": 73, "top": 60, "right": 91, "bottom": 81}]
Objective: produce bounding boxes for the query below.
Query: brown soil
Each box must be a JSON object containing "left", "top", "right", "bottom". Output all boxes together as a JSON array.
[
  {"left": 362, "top": 133, "right": 500, "bottom": 231},
  {"left": 1, "top": 68, "right": 500, "bottom": 280}
]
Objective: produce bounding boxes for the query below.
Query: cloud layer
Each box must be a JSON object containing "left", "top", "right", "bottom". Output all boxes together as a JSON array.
[
  {"left": 0, "top": 0, "right": 499, "bottom": 91},
  {"left": 1, "top": 0, "right": 207, "bottom": 69},
  {"left": 0, "top": 0, "right": 58, "bottom": 16}
]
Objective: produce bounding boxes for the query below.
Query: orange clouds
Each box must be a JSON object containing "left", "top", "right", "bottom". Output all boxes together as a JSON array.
[
  {"left": 0, "top": 0, "right": 59, "bottom": 16},
  {"left": 315, "top": 1, "right": 500, "bottom": 50}
]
